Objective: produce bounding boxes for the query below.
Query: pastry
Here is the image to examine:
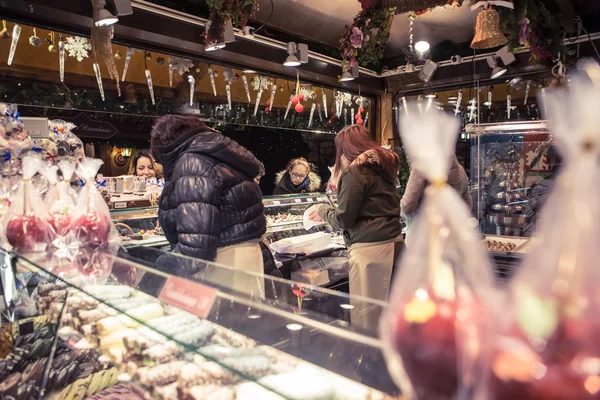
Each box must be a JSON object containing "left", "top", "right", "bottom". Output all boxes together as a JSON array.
[{"left": 137, "top": 360, "right": 188, "bottom": 386}]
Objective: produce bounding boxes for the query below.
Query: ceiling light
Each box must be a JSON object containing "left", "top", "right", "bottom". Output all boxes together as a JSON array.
[
  {"left": 415, "top": 41, "right": 430, "bottom": 54},
  {"left": 205, "top": 42, "right": 226, "bottom": 52},
  {"left": 340, "top": 304, "right": 355, "bottom": 310},
  {"left": 284, "top": 55, "right": 301, "bottom": 67},
  {"left": 95, "top": 7, "right": 118, "bottom": 26},
  {"left": 340, "top": 71, "right": 354, "bottom": 81},
  {"left": 448, "top": 96, "right": 458, "bottom": 101},
  {"left": 283, "top": 42, "right": 308, "bottom": 67},
  {"left": 487, "top": 56, "right": 507, "bottom": 79},
  {"left": 419, "top": 60, "right": 438, "bottom": 83},
  {"left": 243, "top": 69, "right": 257, "bottom": 73},
  {"left": 286, "top": 323, "right": 303, "bottom": 331},
  {"left": 425, "top": 93, "right": 437, "bottom": 99}
]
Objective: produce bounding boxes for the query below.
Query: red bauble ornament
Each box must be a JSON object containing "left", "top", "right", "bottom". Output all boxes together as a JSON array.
[
  {"left": 359, "top": 107, "right": 365, "bottom": 114},
  {"left": 265, "top": 106, "right": 271, "bottom": 113},
  {"left": 6, "top": 216, "right": 49, "bottom": 251},
  {"left": 355, "top": 113, "right": 361, "bottom": 121},
  {"left": 298, "top": 94, "right": 305, "bottom": 101},
  {"left": 357, "top": 118, "right": 364, "bottom": 125},
  {"left": 266, "top": 98, "right": 272, "bottom": 106},
  {"left": 291, "top": 96, "right": 299, "bottom": 105},
  {"left": 295, "top": 104, "right": 304, "bottom": 113}
]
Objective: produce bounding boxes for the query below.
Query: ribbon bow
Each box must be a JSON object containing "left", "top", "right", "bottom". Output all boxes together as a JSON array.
[
  {"left": 95, "top": 179, "right": 107, "bottom": 189},
  {"left": 1, "top": 152, "right": 10, "bottom": 163},
  {"left": 471, "top": 1, "right": 514, "bottom": 11},
  {"left": 10, "top": 111, "right": 22, "bottom": 123},
  {"left": 31, "top": 147, "right": 42, "bottom": 153},
  {"left": 79, "top": 179, "right": 86, "bottom": 187},
  {"left": 45, "top": 151, "right": 58, "bottom": 163}
]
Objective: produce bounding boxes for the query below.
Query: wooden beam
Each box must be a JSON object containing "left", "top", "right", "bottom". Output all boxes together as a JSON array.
[{"left": 376, "top": 93, "right": 393, "bottom": 146}]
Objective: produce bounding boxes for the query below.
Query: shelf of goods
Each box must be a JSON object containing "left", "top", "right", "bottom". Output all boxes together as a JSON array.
[{"left": 0, "top": 246, "right": 400, "bottom": 400}]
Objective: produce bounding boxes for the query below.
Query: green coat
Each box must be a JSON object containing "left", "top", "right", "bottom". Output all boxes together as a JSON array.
[{"left": 318, "top": 149, "right": 401, "bottom": 247}]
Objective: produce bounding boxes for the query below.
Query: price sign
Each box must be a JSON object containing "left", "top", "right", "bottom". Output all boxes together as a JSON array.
[{"left": 158, "top": 276, "right": 217, "bottom": 318}]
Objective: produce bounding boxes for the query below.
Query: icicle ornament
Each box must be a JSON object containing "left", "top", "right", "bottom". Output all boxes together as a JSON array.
[
  {"left": 344, "top": 108, "right": 349, "bottom": 126},
  {"left": 242, "top": 75, "right": 251, "bottom": 103},
  {"left": 454, "top": 91, "right": 463, "bottom": 116},
  {"left": 308, "top": 103, "right": 316, "bottom": 128},
  {"left": 524, "top": 80, "right": 531, "bottom": 105},
  {"left": 8, "top": 24, "right": 21, "bottom": 66},
  {"left": 468, "top": 99, "right": 476, "bottom": 122},
  {"left": 168, "top": 56, "right": 173, "bottom": 87},
  {"left": 323, "top": 92, "right": 328, "bottom": 118},
  {"left": 284, "top": 95, "right": 293, "bottom": 120},
  {"left": 364, "top": 112, "right": 369, "bottom": 126},
  {"left": 226, "top": 84, "right": 232, "bottom": 110},
  {"left": 145, "top": 69, "right": 155, "bottom": 105},
  {"left": 93, "top": 63, "right": 105, "bottom": 101},
  {"left": 121, "top": 47, "right": 134, "bottom": 82},
  {"left": 269, "top": 83, "right": 277, "bottom": 109},
  {"left": 488, "top": 90, "right": 493, "bottom": 109},
  {"left": 317, "top": 104, "right": 323, "bottom": 121},
  {"left": 507, "top": 94, "right": 512, "bottom": 119},
  {"left": 188, "top": 75, "right": 195, "bottom": 106},
  {"left": 254, "top": 90, "right": 263, "bottom": 117},
  {"left": 58, "top": 34, "right": 65, "bottom": 83},
  {"left": 208, "top": 68, "right": 217, "bottom": 96}
]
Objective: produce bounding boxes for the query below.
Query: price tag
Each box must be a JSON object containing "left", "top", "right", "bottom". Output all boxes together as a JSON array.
[
  {"left": 114, "top": 202, "right": 127, "bottom": 209},
  {"left": 294, "top": 199, "right": 302, "bottom": 203},
  {"left": 272, "top": 200, "right": 281, "bottom": 205},
  {"left": 159, "top": 276, "right": 217, "bottom": 318}
]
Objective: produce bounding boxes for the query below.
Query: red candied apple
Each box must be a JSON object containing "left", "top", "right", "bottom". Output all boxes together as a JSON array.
[
  {"left": 75, "top": 248, "right": 113, "bottom": 282},
  {"left": 392, "top": 290, "right": 459, "bottom": 399},
  {"left": 6, "top": 215, "right": 49, "bottom": 251},
  {"left": 47, "top": 212, "right": 73, "bottom": 238},
  {"left": 71, "top": 212, "right": 111, "bottom": 246}
]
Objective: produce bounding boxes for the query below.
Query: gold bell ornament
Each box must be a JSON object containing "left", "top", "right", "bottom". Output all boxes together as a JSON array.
[{"left": 471, "top": 8, "right": 507, "bottom": 49}]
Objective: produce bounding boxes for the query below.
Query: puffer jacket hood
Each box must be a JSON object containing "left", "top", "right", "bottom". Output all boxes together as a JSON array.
[
  {"left": 351, "top": 148, "right": 400, "bottom": 184},
  {"left": 273, "top": 169, "right": 322, "bottom": 194},
  {"left": 157, "top": 129, "right": 265, "bottom": 262}
]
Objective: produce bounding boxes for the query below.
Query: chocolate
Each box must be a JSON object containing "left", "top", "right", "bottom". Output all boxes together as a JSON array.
[
  {"left": 21, "top": 358, "right": 47, "bottom": 385},
  {"left": 0, "top": 372, "right": 21, "bottom": 397},
  {"left": 137, "top": 361, "right": 188, "bottom": 386}
]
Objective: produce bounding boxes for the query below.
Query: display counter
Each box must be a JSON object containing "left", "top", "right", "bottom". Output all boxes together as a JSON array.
[{"left": 0, "top": 246, "right": 400, "bottom": 400}]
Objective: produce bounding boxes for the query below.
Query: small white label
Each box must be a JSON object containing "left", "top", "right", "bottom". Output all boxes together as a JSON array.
[
  {"left": 294, "top": 199, "right": 302, "bottom": 203},
  {"left": 272, "top": 200, "right": 281, "bottom": 205},
  {"left": 114, "top": 202, "right": 127, "bottom": 209}
]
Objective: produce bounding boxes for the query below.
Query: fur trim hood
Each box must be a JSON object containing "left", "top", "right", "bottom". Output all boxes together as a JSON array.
[
  {"left": 350, "top": 149, "right": 400, "bottom": 184},
  {"left": 275, "top": 169, "right": 322, "bottom": 192}
]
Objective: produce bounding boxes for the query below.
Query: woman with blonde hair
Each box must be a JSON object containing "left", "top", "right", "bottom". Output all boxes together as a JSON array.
[
  {"left": 308, "top": 125, "right": 402, "bottom": 324},
  {"left": 128, "top": 149, "right": 163, "bottom": 179},
  {"left": 273, "top": 157, "right": 321, "bottom": 195}
]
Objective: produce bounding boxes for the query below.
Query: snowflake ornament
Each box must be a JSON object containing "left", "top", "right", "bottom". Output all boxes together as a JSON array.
[
  {"left": 251, "top": 75, "right": 271, "bottom": 92},
  {"left": 298, "top": 85, "right": 316, "bottom": 100},
  {"left": 171, "top": 57, "right": 194, "bottom": 76},
  {"left": 336, "top": 91, "right": 353, "bottom": 107},
  {"left": 64, "top": 36, "right": 91, "bottom": 62}
]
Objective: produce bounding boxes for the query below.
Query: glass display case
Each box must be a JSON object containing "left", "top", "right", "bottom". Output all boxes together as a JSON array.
[
  {"left": 110, "top": 206, "right": 168, "bottom": 249},
  {"left": 0, "top": 246, "right": 400, "bottom": 400},
  {"left": 468, "top": 121, "right": 551, "bottom": 278}
]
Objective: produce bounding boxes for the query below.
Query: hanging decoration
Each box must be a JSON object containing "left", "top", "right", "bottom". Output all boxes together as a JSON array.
[
  {"left": 317, "top": 104, "right": 323, "bottom": 121},
  {"left": 470, "top": 6, "right": 509, "bottom": 49},
  {"left": 114, "top": 50, "right": 121, "bottom": 60},
  {"left": 0, "top": 20, "right": 9, "bottom": 39},
  {"left": 355, "top": 102, "right": 365, "bottom": 125},
  {"left": 454, "top": 90, "right": 463, "bottom": 116},
  {"left": 251, "top": 75, "right": 271, "bottom": 116},
  {"left": 46, "top": 32, "right": 56, "bottom": 53},
  {"left": 254, "top": 89, "right": 262, "bottom": 117},
  {"left": 468, "top": 98, "right": 477, "bottom": 122},
  {"left": 364, "top": 112, "right": 369, "bottom": 126},
  {"left": 58, "top": 33, "right": 65, "bottom": 83},
  {"left": 92, "top": 63, "right": 105, "bottom": 101},
  {"left": 284, "top": 95, "right": 293, "bottom": 120},
  {"left": 524, "top": 80, "right": 531, "bottom": 105},
  {"left": 223, "top": 68, "right": 237, "bottom": 111},
  {"left": 322, "top": 89, "right": 328, "bottom": 118},
  {"left": 487, "top": 86, "right": 493, "bottom": 109},
  {"left": 121, "top": 47, "right": 134, "bottom": 82},
  {"left": 205, "top": 0, "right": 259, "bottom": 50},
  {"left": 298, "top": 85, "right": 316, "bottom": 100},
  {"left": 7, "top": 24, "right": 21, "bottom": 66},
  {"left": 308, "top": 103, "right": 316, "bottom": 128},
  {"left": 168, "top": 56, "right": 174, "bottom": 87},
  {"left": 242, "top": 74, "right": 252, "bottom": 103},
  {"left": 91, "top": 0, "right": 120, "bottom": 96},
  {"left": 29, "top": 27, "right": 41, "bottom": 47},
  {"left": 187, "top": 75, "right": 195, "bottom": 106},
  {"left": 156, "top": 57, "right": 166, "bottom": 67},
  {"left": 339, "top": 2, "right": 396, "bottom": 73},
  {"left": 507, "top": 93, "right": 512, "bottom": 119},
  {"left": 171, "top": 57, "right": 194, "bottom": 76},
  {"left": 208, "top": 68, "right": 217, "bottom": 96},
  {"left": 344, "top": 108, "right": 349, "bottom": 126},
  {"left": 266, "top": 83, "right": 277, "bottom": 113},
  {"left": 145, "top": 69, "right": 155, "bottom": 106},
  {"left": 64, "top": 36, "right": 91, "bottom": 62}
]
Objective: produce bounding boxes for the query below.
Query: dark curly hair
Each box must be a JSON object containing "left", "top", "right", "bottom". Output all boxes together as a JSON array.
[{"left": 150, "top": 114, "right": 211, "bottom": 161}]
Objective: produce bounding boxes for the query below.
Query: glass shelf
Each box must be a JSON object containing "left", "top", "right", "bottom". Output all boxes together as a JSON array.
[{"left": 0, "top": 246, "right": 399, "bottom": 399}]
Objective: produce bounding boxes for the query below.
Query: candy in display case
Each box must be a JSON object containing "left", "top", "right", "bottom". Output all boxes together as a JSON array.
[
  {"left": 110, "top": 206, "right": 167, "bottom": 249},
  {"left": 0, "top": 246, "right": 401, "bottom": 400}
]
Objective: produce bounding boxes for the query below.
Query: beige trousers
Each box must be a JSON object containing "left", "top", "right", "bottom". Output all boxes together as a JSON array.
[
  {"left": 204, "top": 241, "right": 265, "bottom": 299},
  {"left": 348, "top": 240, "right": 396, "bottom": 330}
]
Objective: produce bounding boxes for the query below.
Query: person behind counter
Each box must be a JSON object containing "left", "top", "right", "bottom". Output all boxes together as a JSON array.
[
  {"left": 401, "top": 155, "right": 471, "bottom": 241},
  {"left": 308, "top": 125, "right": 403, "bottom": 309},
  {"left": 150, "top": 114, "right": 274, "bottom": 279},
  {"left": 273, "top": 157, "right": 321, "bottom": 195},
  {"left": 127, "top": 149, "right": 164, "bottom": 179}
]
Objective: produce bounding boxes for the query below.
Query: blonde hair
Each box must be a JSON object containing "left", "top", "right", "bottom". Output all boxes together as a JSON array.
[
  {"left": 287, "top": 157, "right": 311, "bottom": 174},
  {"left": 128, "top": 150, "right": 164, "bottom": 179}
]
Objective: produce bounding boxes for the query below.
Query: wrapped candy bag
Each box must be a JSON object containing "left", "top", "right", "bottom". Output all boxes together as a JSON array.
[
  {"left": 3, "top": 155, "right": 50, "bottom": 252},
  {"left": 380, "top": 106, "right": 497, "bottom": 400},
  {"left": 48, "top": 119, "right": 84, "bottom": 162},
  {"left": 488, "top": 66, "right": 600, "bottom": 399},
  {"left": 40, "top": 160, "right": 77, "bottom": 245}
]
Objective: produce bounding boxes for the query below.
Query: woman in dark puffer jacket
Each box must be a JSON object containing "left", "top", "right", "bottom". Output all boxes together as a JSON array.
[{"left": 150, "top": 115, "right": 275, "bottom": 284}]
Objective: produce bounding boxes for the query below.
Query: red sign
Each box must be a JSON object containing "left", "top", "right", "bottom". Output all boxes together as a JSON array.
[{"left": 158, "top": 276, "right": 217, "bottom": 319}]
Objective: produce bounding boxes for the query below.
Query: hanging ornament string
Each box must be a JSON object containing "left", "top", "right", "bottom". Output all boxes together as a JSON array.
[
  {"left": 58, "top": 33, "right": 65, "bottom": 83},
  {"left": 408, "top": 14, "right": 415, "bottom": 54},
  {"left": 144, "top": 55, "right": 155, "bottom": 105},
  {"left": 8, "top": 23, "right": 21, "bottom": 65},
  {"left": 188, "top": 75, "right": 195, "bottom": 106},
  {"left": 322, "top": 87, "right": 328, "bottom": 118},
  {"left": 168, "top": 56, "right": 174, "bottom": 87}
]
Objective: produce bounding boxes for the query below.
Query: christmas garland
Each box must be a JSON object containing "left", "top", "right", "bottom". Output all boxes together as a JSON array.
[
  {"left": 205, "top": 0, "right": 259, "bottom": 46},
  {"left": 339, "top": 3, "right": 396, "bottom": 73}
]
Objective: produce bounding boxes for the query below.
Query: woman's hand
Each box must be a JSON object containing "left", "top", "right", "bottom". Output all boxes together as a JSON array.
[{"left": 308, "top": 205, "right": 325, "bottom": 222}]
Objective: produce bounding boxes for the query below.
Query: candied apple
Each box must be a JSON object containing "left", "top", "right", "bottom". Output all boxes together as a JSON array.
[
  {"left": 6, "top": 215, "right": 48, "bottom": 251},
  {"left": 71, "top": 212, "right": 110, "bottom": 246}
]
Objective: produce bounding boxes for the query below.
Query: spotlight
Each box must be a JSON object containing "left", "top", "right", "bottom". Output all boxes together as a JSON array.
[
  {"left": 94, "top": 0, "right": 132, "bottom": 27},
  {"left": 425, "top": 93, "right": 437, "bottom": 99},
  {"left": 450, "top": 55, "right": 463, "bottom": 64},
  {"left": 283, "top": 42, "right": 308, "bottom": 67},
  {"left": 496, "top": 46, "right": 516, "bottom": 66},
  {"left": 205, "top": 42, "right": 226, "bottom": 52},
  {"left": 414, "top": 41, "right": 430, "bottom": 60},
  {"left": 418, "top": 60, "right": 438, "bottom": 83},
  {"left": 340, "top": 71, "right": 354, "bottom": 81},
  {"left": 487, "top": 56, "right": 507, "bottom": 79}
]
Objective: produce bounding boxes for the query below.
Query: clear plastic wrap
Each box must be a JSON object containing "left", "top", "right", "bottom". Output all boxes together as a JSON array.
[
  {"left": 380, "top": 106, "right": 497, "bottom": 400},
  {"left": 488, "top": 65, "right": 600, "bottom": 399},
  {"left": 3, "top": 155, "right": 50, "bottom": 252},
  {"left": 48, "top": 119, "right": 84, "bottom": 162},
  {"left": 69, "top": 158, "right": 117, "bottom": 282},
  {"left": 40, "top": 160, "right": 77, "bottom": 246}
]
